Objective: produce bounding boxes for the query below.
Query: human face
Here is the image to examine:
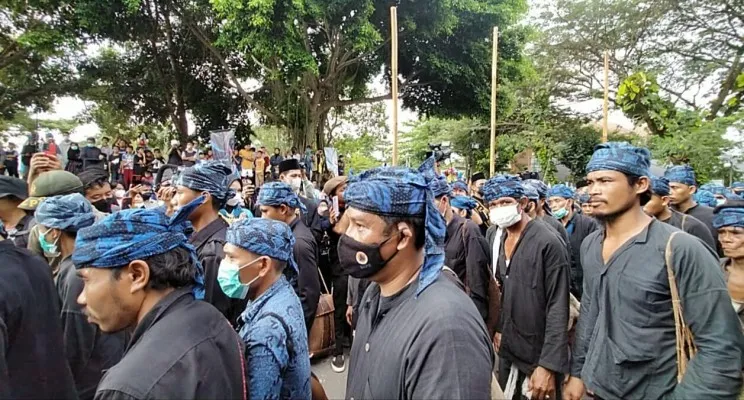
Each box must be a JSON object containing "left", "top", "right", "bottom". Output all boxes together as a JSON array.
[
  {"left": 643, "top": 194, "right": 668, "bottom": 218},
  {"left": 229, "top": 180, "right": 242, "bottom": 192},
  {"left": 586, "top": 170, "right": 649, "bottom": 221},
  {"left": 336, "top": 183, "right": 348, "bottom": 203},
  {"left": 547, "top": 196, "right": 572, "bottom": 215},
  {"left": 473, "top": 179, "right": 486, "bottom": 194},
  {"left": 280, "top": 169, "right": 303, "bottom": 182},
  {"left": 581, "top": 203, "right": 594, "bottom": 216},
  {"left": 174, "top": 185, "right": 205, "bottom": 214},
  {"left": 668, "top": 182, "right": 694, "bottom": 206},
  {"left": 719, "top": 226, "right": 744, "bottom": 260},
  {"left": 86, "top": 182, "right": 113, "bottom": 203},
  {"left": 260, "top": 204, "right": 289, "bottom": 221},
  {"left": 343, "top": 207, "right": 408, "bottom": 254},
  {"left": 223, "top": 243, "right": 269, "bottom": 287},
  {"left": 452, "top": 189, "right": 468, "bottom": 197},
  {"left": 488, "top": 196, "right": 519, "bottom": 209},
  {"left": 76, "top": 267, "right": 142, "bottom": 333}
]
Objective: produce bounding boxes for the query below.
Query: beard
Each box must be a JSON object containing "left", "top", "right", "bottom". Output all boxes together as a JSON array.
[{"left": 591, "top": 197, "right": 635, "bottom": 225}]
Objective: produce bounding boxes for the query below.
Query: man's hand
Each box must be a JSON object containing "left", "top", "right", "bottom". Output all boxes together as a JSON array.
[
  {"left": 157, "top": 186, "right": 176, "bottom": 203},
  {"left": 128, "top": 184, "right": 144, "bottom": 196},
  {"left": 242, "top": 182, "right": 255, "bottom": 199},
  {"left": 562, "top": 376, "right": 586, "bottom": 400},
  {"left": 528, "top": 366, "right": 555, "bottom": 400},
  {"left": 345, "top": 305, "right": 353, "bottom": 326},
  {"left": 492, "top": 332, "right": 501, "bottom": 352},
  {"left": 28, "top": 153, "right": 62, "bottom": 185}
]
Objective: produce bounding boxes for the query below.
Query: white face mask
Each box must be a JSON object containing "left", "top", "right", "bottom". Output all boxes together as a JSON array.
[
  {"left": 289, "top": 177, "right": 302, "bottom": 193},
  {"left": 489, "top": 204, "right": 522, "bottom": 228},
  {"left": 717, "top": 198, "right": 726, "bottom": 206},
  {"left": 733, "top": 299, "right": 744, "bottom": 313},
  {"left": 226, "top": 192, "right": 244, "bottom": 207}
]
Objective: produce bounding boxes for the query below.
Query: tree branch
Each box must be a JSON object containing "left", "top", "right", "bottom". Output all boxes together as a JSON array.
[{"left": 167, "top": 1, "right": 286, "bottom": 125}]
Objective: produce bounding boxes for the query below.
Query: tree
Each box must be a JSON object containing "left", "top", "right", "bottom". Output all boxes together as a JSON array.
[
  {"left": 0, "top": 0, "right": 82, "bottom": 120},
  {"left": 537, "top": 0, "right": 744, "bottom": 117},
  {"left": 74, "top": 0, "right": 253, "bottom": 143},
  {"left": 170, "top": 0, "right": 531, "bottom": 148}
]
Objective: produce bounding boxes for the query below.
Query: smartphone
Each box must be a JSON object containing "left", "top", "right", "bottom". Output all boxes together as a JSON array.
[{"left": 332, "top": 196, "right": 339, "bottom": 216}]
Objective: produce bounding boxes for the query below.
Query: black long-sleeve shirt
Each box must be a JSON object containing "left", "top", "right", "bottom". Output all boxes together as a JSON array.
[
  {"left": 346, "top": 275, "right": 493, "bottom": 399},
  {"left": 290, "top": 217, "right": 321, "bottom": 332},
  {"left": 93, "top": 288, "right": 246, "bottom": 400},
  {"left": 661, "top": 209, "right": 716, "bottom": 251},
  {"left": 0, "top": 240, "right": 77, "bottom": 399},
  {"left": 495, "top": 219, "right": 570, "bottom": 376},
  {"left": 56, "top": 257, "right": 128, "bottom": 400},
  {"left": 190, "top": 217, "right": 247, "bottom": 326},
  {"left": 564, "top": 212, "right": 599, "bottom": 299},
  {"left": 444, "top": 214, "right": 490, "bottom": 320}
]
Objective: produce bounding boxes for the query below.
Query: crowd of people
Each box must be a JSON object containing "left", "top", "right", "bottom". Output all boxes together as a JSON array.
[{"left": 1, "top": 136, "right": 744, "bottom": 400}]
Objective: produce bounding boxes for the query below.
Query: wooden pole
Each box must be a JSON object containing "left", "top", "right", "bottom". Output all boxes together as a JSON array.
[
  {"left": 602, "top": 50, "right": 609, "bottom": 143},
  {"left": 391, "top": 6, "right": 399, "bottom": 166},
  {"left": 489, "top": 27, "right": 499, "bottom": 177}
]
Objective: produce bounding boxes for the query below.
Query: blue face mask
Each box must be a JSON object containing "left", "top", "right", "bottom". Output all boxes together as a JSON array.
[
  {"left": 553, "top": 207, "right": 569, "bottom": 219},
  {"left": 39, "top": 228, "right": 60, "bottom": 256},
  {"left": 217, "top": 257, "right": 263, "bottom": 299}
]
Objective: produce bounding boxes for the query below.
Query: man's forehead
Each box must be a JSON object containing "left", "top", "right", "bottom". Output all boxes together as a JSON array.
[
  {"left": 347, "top": 207, "right": 384, "bottom": 223},
  {"left": 586, "top": 170, "right": 626, "bottom": 180}
]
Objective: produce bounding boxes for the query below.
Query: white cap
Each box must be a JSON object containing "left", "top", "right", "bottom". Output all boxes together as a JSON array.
[{"left": 170, "top": 139, "right": 180, "bottom": 146}]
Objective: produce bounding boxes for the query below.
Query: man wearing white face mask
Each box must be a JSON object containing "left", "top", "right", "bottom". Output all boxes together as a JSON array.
[
  {"left": 220, "top": 217, "right": 311, "bottom": 399},
  {"left": 483, "top": 178, "right": 570, "bottom": 400},
  {"left": 546, "top": 184, "right": 598, "bottom": 300}
]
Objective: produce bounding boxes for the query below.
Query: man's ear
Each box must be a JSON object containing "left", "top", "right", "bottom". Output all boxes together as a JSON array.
[
  {"left": 690, "top": 185, "right": 698, "bottom": 195},
  {"left": 127, "top": 260, "right": 150, "bottom": 293},
  {"left": 661, "top": 195, "right": 671, "bottom": 207},
  {"left": 396, "top": 222, "right": 413, "bottom": 250}
]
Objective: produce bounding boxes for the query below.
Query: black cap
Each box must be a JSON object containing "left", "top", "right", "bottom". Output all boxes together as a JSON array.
[
  {"left": 279, "top": 158, "right": 302, "bottom": 174},
  {"left": 0, "top": 176, "right": 28, "bottom": 200},
  {"left": 78, "top": 168, "right": 110, "bottom": 189},
  {"left": 471, "top": 172, "right": 486, "bottom": 182}
]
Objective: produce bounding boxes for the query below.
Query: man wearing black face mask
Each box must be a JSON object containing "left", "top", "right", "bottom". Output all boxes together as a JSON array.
[
  {"left": 343, "top": 161, "right": 493, "bottom": 399},
  {"left": 79, "top": 169, "right": 115, "bottom": 214}
]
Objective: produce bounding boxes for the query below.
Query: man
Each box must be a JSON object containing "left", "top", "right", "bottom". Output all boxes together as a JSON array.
[
  {"left": 469, "top": 172, "right": 490, "bottom": 236},
  {"left": 278, "top": 158, "right": 323, "bottom": 241},
  {"left": 167, "top": 140, "right": 182, "bottom": 166},
  {"left": 451, "top": 180, "right": 469, "bottom": 197},
  {"left": 715, "top": 201, "right": 744, "bottom": 329},
  {"left": 258, "top": 181, "right": 320, "bottom": 334},
  {"left": 321, "top": 175, "right": 352, "bottom": 372},
  {"left": 4, "top": 142, "right": 18, "bottom": 178},
  {"left": 35, "top": 194, "right": 127, "bottom": 400},
  {"left": 100, "top": 137, "right": 112, "bottom": 158},
  {"left": 239, "top": 144, "right": 255, "bottom": 180},
  {"left": 0, "top": 176, "right": 34, "bottom": 247},
  {"left": 484, "top": 179, "right": 570, "bottom": 400},
  {"left": 72, "top": 202, "right": 247, "bottom": 399},
  {"left": 181, "top": 141, "right": 198, "bottom": 167},
  {"left": 221, "top": 218, "right": 311, "bottom": 398},
  {"left": 22, "top": 171, "right": 85, "bottom": 272},
  {"left": 665, "top": 164, "right": 720, "bottom": 254},
  {"left": 255, "top": 148, "right": 266, "bottom": 187},
  {"left": 109, "top": 146, "right": 122, "bottom": 184},
  {"left": 344, "top": 162, "right": 493, "bottom": 399},
  {"left": 59, "top": 132, "right": 72, "bottom": 167},
  {"left": 547, "top": 184, "right": 599, "bottom": 300},
  {"left": 174, "top": 160, "right": 246, "bottom": 325},
  {"left": 81, "top": 137, "right": 103, "bottom": 170},
  {"left": 79, "top": 169, "right": 116, "bottom": 213},
  {"left": 0, "top": 222, "right": 77, "bottom": 399},
  {"left": 564, "top": 142, "right": 744, "bottom": 400},
  {"left": 523, "top": 179, "right": 571, "bottom": 247},
  {"left": 695, "top": 188, "right": 719, "bottom": 208},
  {"left": 432, "top": 177, "right": 490, "bottom": 321},
  {"left": 644, "top": 175, "right": 717, "bottom": 250},
  {"left": 152, "top": 148, "right": 165, "bottom": 171},
  {"left": 270, "top": 147, "right": 284, "bottom": 180},
  {"left": 578, "top": 193, "right": 593, "bottom": 216},
  {"left": 42, "top": 132, "right": 61, "bottom": 157}
]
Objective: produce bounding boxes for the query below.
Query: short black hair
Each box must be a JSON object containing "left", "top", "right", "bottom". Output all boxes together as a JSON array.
[
  {"left": 382, "top": 215, "right": 426, "bottom": 250},
  {"left": 111, "top": 246, "right": 197, "bottom": 291},
  {"left": 627, "top": 175, "right": 651, "bottom": 206}
]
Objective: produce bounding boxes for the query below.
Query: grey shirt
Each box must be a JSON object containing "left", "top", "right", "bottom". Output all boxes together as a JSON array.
[
  {"left": 573, "top": 220, "right": 744, "bottom": 399},
  {"left": 682, "top": 203, "right": 721, "bottom": 255},
  {"left": 346, "top": 274, "right": 493, "bottom": 399}
]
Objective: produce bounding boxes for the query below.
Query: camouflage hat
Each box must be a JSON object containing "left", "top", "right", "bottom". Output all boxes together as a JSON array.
[{"left": 18, "top": 171, "right": 84, "bottom": 211}]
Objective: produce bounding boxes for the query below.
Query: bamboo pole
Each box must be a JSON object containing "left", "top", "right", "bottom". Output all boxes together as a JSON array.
[
  {"left": 602, "top": 50, "right": 609, "bottom": 143},
  {"left": 489, "top": 27, "right": 499, "bottom": 176},
  {"left": 391, "top": 6, "right": 399, "bottom": 166}
]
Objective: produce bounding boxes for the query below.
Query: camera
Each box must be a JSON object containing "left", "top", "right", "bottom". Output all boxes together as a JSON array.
[{"left": 426, "top": 143, "right": 451, "bottom": 162}]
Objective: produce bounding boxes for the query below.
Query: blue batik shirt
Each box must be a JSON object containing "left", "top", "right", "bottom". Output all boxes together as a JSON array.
[{"left": 239, "top": 275, "right": 311, "bottom": 400}]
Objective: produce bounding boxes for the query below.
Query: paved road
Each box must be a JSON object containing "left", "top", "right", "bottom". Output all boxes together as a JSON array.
[{"left": 311, "top": 352, "right": 349, "bottom": 399}]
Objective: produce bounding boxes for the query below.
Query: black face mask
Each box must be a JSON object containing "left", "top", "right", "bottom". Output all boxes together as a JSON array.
[
  {"left": 92, "top": 198, "right": 115, "bottom": 213},
  {"left": 140, "top": 192, "right": 153, "bottom": 201},
  {"left": 337, "top": 233, "right": 399, "bottom": 279}
]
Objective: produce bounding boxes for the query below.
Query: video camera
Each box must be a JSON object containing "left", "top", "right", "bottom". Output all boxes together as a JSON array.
[{"left": 426, "top": 143, "right": 452, "bottom": 162}]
